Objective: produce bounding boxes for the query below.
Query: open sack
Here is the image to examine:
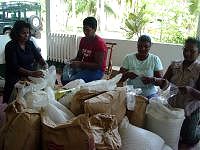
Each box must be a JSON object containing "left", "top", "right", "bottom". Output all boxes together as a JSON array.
[{"left": 146, "top": 101, "right": 185, "bottom": 150}]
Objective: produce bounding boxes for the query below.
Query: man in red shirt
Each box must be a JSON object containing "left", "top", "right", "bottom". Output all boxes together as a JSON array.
[{"left": 61, "top": 17, "right": 108, "bottom": 85}]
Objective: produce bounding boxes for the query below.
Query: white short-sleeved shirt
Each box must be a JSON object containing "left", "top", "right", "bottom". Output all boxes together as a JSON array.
[{"left": 122, "top": 53, "right": 163, "bottom": 97}]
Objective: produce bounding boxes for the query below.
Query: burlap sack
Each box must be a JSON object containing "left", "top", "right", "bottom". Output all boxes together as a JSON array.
[
  {"left": 126, "top": 95, "right": 149, "bottom": 128},
  {"left": 70, "top": 89, "right": 104, "bottom": 115},
  {"left": 41, "top": 114, "right": 95, "bottom": 150},
  {"left": 84, "top": 87, "right": 126, "bottom": 124},
  {"left": 90, "top": 114, "right": 121, "bottom": 150},
  {"left": 0, "top": 100, "right": 41, "bottom": 150}
]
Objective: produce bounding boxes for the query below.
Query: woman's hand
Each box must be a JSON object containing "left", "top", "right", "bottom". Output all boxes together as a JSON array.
[{"left": 30, "top": 70, "right": 44, "bottom": 78}]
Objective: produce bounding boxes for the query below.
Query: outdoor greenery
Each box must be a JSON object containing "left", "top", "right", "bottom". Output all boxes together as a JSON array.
[
  {"left": 40, "top": 0, "right": 200, "bottom": 44},
  {"left": 123, "top": 4, "right": 149, "bottom": 38}
]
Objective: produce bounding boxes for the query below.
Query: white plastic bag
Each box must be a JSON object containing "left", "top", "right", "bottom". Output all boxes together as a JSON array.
[
  {"left": 126, "top": 85, "right": 142, "bottom": 111},
  {"left": 42, "top": 103, "right": 69, "bottom": 124},
  {"left": 28, "top": 65, "right": 56, "bottom": 88},
  {"left": 45, "top": 87, "right": 75, "bottom": 118},
  {"left": 16, "top": 80, "right": 47, "bottom": 98},
  {"left": 154, "top": 83, "right": 179, "bottom": 104},
  {"left": 62, "top": 79, "right": 85, "bottom": 89},
  {"left": 80, "top": 74, "right": 122, "bottom": 92},
  {"left": 24, "top": 90, "right": 49, "bottom": 110}
]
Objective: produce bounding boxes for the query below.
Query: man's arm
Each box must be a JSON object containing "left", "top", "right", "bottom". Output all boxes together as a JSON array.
[
  {"left": 119, "top": 67, "right": 138, "bottom": 82},
  {"left": 71, "top": 50, "right": 105, "bottom": 70}
]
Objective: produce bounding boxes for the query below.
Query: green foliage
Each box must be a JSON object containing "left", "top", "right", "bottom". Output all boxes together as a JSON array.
[
  {"left": 124, "top": 4, "right": 148, "bottom": 38},
  {"left": 162, "top": 25, "right": 185, "bottom": 44},
  {"left": 63, "top": 0, "right": 198, "bottom": 44},
  {"left": 104, "top": 5, "right": 116, "bottom": 17},
  {"left": 75, "top": 0, "right": 96, "bottom": 15},
  {"left": 188, "top": 0, "right": 200, "bottom": 15}
]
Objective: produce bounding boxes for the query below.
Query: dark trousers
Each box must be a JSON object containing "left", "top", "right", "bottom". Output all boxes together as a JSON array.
[
  {"left": 3, "top": 82, "right": 14, "bottom": 103},
  {"left": 180, "top": 108, "right": 200, "bottom": 145}
]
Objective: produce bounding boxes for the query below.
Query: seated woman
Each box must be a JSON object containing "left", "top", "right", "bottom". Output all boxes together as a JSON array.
[
  {"left": 119, "top": 35, "right": 163, "bottom": 99},
  {"left": 3, "top": 20, "right": 47, "bottom": 103},
  {"left": 61, "top": 17, "right": 107, "bottom": 85},
  {"left": 151, "top": 37, "right": 200, "bottom": 146}
]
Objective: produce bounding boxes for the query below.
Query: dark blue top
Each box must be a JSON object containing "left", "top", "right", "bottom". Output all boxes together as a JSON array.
[{"left": 5, "top": 40, "right": 42, "bottom": 84}]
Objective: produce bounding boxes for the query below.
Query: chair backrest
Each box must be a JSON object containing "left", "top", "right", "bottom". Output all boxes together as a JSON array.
[{"left": 105, "top": 42, "right": 117, "bottom": 79}]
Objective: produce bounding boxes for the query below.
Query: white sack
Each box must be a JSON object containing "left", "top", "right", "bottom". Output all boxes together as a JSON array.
[
  {"left": 119, "top": 117, "right": 165, "bottom": 150},
  {"left": 146, "top": 101, "right": 185, "bottom": 150},
  {"left": 162, "top": 144, "right": 173, "bottom": 150}
]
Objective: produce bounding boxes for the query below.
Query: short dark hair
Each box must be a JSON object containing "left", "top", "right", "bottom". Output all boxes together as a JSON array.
[
  {"left": 3, "top": 26, "right": 12, "bottom": 34},
  {"left": 83, "top": 17, "right": 97, "bottom": 30},
  {"left": 10, "top": 20, "right": 30, "bottom": 41},
  {"left": 185, "top": 37, "right": 200, "bottom": 52},
  {"left": 138, "top": 35, "right": 152, "bottom": 45}
]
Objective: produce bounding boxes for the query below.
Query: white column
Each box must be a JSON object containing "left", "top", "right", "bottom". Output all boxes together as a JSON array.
[
  {"left": 100, "top": 0, "right": 105, "bottom": 31},
  {"left": 197, "top": 15, "right": 200, "bottom": 40},
  {"left": 46, "top": 0, "right": 51, "bottom": 60},
  {"left": 96, "top": 0, "right": 100, "bottom": 30},
  {"left": 72, "top": 0, "right": 76, "bottom": 32}
]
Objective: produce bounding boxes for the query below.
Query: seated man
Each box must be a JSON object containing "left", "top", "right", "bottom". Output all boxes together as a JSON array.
[
  {"left": 61, "top": 17, "right": 107, "bottom": 85},
  {"left": 149, "top": 37, "right": 200, "bottom": 146}
]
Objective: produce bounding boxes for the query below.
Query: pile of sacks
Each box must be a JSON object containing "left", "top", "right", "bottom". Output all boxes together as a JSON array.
[{"left": 0, "top": 66, "right": 185, "bottom": 150}]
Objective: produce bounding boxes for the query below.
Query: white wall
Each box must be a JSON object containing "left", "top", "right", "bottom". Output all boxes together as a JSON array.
[
  {"left": 104, "top": 38, "right": 184, "bottom": 72},
  {"left": 58, "top": 35, "right": 200, "bottom": 73}
]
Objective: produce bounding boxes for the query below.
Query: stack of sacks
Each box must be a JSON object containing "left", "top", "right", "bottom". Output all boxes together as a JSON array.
[
  {"left": 41, "top": 74, "right": 123, "bottom": 149},
  {"left": 126, "top": 95, "right": 149, "bottom": 128},
  {"left": 41, "top": 114, "right": 95, "bottom": 150},
  {"left": 57, "top": 79, "right": 86, "bottom": 108},
  {"left": 146, "top": 101, "right": 185, "bottom": 150},
  {"left": 41, "top": 113, "right": 121, "bottom": 150},
  {"left": 0, "top": 100, "right": 41, "bottom": 150},
  {"left": 119, "top": 117, "right": 172, "bottom": 150},
  {"left": 17, "top": 66, "right": 75, "bottom": 124},
  {"left": 1, "top": 71, "right": 125, "bottom": 150},
  {"left": 89, "top": 114, "right": 121, "bottom": 149},
  {"left": 70, "top": 89, "right": 105, "bottom": 115},
  {"left": 84, "top": 87, "right": 126, "bottom": 124},
  {"left": 0, "top": 66, "right": 75, "bottom": 150},
  {"left": 70, "top": 74, "right": 122, "bottom": 115}
]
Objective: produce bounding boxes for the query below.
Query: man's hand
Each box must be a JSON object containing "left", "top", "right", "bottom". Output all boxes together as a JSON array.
[
  {"left": 178, "top": 86, "right": 194, "bottom": 95},
  {"left": 126, "top": 72, "right": 138, "bottom": 79},
  {"left": 141, "top": 76, "right": 155, "bottom": 84},
  {"left": 70, "top": 61, "right": 82, "bottom": 68}
]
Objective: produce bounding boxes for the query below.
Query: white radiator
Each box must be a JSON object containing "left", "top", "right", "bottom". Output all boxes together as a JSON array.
[{"left": 47, "top": 33, "right": 78, "bottom": 62}]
